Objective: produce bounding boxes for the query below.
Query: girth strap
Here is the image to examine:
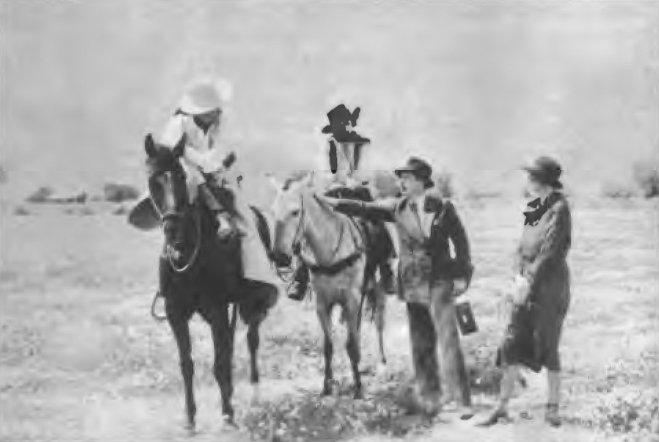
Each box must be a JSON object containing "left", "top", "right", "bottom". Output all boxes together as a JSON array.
[{"left": 308, "top": 250, "right": 363, "bottom": 276}]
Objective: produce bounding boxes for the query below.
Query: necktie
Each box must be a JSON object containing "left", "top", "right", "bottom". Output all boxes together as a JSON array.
[{"left": 410, "top": 201, "right": 423, "bottom": 233}]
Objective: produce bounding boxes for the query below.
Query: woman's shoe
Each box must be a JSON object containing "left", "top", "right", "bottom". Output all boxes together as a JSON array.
[
  {"left": 545, "top": 403, "right": 561, "bottom": 427},
  {"left": 476, "top": 408, "right": 509, "bottom": 427}
]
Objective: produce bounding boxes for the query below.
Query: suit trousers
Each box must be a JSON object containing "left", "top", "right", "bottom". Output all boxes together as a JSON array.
[{"left": 406, "top": 280, "right": 472, "bottom": 406}]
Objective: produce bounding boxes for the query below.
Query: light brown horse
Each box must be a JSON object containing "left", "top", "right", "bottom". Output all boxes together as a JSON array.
[{"left": 269, "top": 173, "right": 387, "bottom": 398}]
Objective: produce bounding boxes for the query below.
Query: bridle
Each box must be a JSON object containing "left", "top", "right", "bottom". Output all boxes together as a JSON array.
[
  {"left": 150, "top": 170, "right": 203, "bottom": 274},
  {"left": 288, "top": 192, "right": 359, "bottom": 272}
]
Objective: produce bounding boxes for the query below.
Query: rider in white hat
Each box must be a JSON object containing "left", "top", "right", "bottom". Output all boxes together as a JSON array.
[{"left": 157, "top": 77, "right": 279, "bottom": 288}]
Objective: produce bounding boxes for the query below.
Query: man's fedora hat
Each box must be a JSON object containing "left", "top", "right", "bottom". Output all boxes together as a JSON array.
[
  {"left": 394, "top": 157, "right": 434, "bottom": 188},
  {"left": 522, "top": 156, "right": 564, "bottom": 189}
]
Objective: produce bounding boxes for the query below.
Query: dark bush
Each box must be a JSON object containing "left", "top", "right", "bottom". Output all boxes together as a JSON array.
[
  {"left": 103, "top": 183, "right": 140, "bottom": 203},
  {"left": 26, "top": 186, "right": 54, "bottom": 203},
  {"left": 632, "top": 161, "right": 659, "bottom": 198},
  {"left": 371, "top": 170, "right": 400, "bottom": 198},
  {"left": 601, "top": 182, "right": 637, "bottom": 200},
  {"left": 433, "top": 171, "right": 453, "bottom": 198}
]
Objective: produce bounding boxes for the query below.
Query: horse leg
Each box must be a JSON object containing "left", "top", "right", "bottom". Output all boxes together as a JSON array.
[
  {"left": 375, "top": 284, "right": 388, "bottom": 368},
  {"left": 208, "top": 305, "right": 236, "bottom": 426},
  {"left": 167, "top": 314, "right": 196, "bottom": 430},
  {"left": 316, "top": 300, "right": 334, "bottom": 396},
  {"left": 247, "top": 317, "right": 261, "bottom": 405},
  {"left": 345, "top": 290, "right": 363, "bottom": 399}
]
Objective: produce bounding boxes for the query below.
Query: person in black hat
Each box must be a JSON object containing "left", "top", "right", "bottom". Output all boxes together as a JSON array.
[
  {"left": 478, "top": 156, "right": 572, "bottom": 428},
  {"left": 286, "top": 105, "right": 396, "bottom": 301},
  {"left": 321, "top": 104, "right": 371, "bottom": 179},
  {"left": 318, "top": 156, "right": 476, "bottom": 420}
]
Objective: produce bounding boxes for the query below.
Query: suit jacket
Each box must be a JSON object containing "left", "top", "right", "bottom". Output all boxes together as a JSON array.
[{"left": 334, "top": 192, "right": 473, "bottom": 304}]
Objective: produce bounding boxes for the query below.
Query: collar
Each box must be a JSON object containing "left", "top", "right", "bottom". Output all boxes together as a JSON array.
[{"left": 400, "top": 191, "right": 444, "bottom": 213}]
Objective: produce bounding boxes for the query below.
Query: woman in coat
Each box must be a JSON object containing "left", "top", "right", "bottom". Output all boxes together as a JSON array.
[{"left": 479, "top": 156, "right": 572, "bottom": 427}]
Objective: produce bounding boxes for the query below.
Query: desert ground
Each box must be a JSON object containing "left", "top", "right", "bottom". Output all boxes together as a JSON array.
[
  {"left": 0, "top": 196, "right": 656, "bottom": 442},
  {"left": 2, "top": 0, "right": 658, "bottom": 441}
]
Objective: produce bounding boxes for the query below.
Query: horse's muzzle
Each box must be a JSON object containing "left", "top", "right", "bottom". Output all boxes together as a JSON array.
[{"left": 271, "top": 250, "right": 292, "bottom": 268}]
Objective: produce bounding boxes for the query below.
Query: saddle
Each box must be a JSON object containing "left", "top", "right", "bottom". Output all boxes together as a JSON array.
[{"left": 324, "top": 184, "right": 396, "bottom": 270}]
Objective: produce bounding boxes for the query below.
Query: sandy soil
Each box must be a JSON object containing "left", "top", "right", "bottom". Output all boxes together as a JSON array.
[{"left": 0, "top": 198, "right": 657, "bottom": 442}]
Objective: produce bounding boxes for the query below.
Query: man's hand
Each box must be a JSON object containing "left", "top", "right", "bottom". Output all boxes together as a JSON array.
[
  {"left": 317, "top": 194, "right": 339, "bottom": 208},
  {"left": 453, "top": 279, "right": 469, "bottom": 298}
]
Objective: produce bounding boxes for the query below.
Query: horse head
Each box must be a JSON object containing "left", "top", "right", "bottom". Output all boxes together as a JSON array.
[
  {"left": 144, "top": 133, "right": 192, "bottom": 257},
  {"left": 267, "top": 172, "right": 315, "bottom": 267}
]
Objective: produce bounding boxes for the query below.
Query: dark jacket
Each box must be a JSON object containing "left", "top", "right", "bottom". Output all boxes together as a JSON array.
[
  {"left": 517, "top": 191, "right": 571, "bottom": 309},
  {"left": 334, "top": 192, "right": 473, "bottom": 304}
]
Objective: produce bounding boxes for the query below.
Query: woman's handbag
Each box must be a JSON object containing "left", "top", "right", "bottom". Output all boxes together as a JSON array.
[{"left": 455, "top": 300, "right": 478, "bottom": 335}]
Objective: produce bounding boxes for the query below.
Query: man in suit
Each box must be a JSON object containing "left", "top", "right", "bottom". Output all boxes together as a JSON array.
[{"left": 320, "top": 156, "right": 475, "bottom": 419}]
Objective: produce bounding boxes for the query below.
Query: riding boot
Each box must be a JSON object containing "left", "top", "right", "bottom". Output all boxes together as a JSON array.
[{"left": 288, "top": 262, "right": 310, "bottom": 301}]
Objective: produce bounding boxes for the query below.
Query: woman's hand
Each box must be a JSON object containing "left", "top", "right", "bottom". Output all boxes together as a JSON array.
[{"left": 511, "top": 275, "right": 531, "bottom": 305}]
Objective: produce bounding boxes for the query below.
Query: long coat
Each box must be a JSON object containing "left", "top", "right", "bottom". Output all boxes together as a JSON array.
[
  {"left": 334, "top": 192, "right": 473, "bottom": 304},
  {"left": 499, "top": 191, "right": 572, "bottom": 372}
]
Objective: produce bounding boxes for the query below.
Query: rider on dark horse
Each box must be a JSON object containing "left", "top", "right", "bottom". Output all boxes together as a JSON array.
[
  {"left": 288, "top": 104, "right": 397, "bottom": 300},
  {"left": 134, "top": 77, "right": 280, "bottom": 292}
]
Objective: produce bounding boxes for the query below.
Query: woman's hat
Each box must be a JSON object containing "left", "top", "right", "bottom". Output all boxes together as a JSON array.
[
  {"left": 322, "top": 104, "right": 359, "bottom": 132},
  {"left": 178, "top": 77, "right": 233, "bottom": 115},
  {"left": 394, "top": 157, "right": 434, "bottom": 188},
  {"left": 321, "top": 104, "right": 371, "bottom": 144},
  {"left": 522, "top": 156, "right": 564, "bottom": 189}
]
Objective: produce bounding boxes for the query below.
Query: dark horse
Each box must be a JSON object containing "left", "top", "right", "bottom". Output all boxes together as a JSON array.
[{"left": 140, "top": 134, "right": 278, "bottom": 430}]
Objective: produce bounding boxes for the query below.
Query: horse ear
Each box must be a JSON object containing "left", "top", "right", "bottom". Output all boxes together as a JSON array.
[
  {"left": 265, "top": 173, "right": 282, "bottom": 191},
  {"left": 172, "top": 134, "right": 187, "bottom": 158},
  {"left": 144, "top": 134, "right": 157, "bottom": 158}
]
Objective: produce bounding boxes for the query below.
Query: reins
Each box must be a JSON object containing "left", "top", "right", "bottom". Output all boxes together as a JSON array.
[
  {"left": 164, "top": 207, "right": 202, "bottom": 273},
  {"left": 293, "top": 193, "right": 362, "bottom": 271}
]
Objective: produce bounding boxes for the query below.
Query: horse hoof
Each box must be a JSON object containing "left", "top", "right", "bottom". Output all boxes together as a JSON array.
[
  {"left": 220, "top": 415, "right": 238, "bottom": 430},
  {"left": 322, "top": 379, "right": 335, "bottom": 396},
  {"left": 376, "top": 362, "right": 387, "bottom": 377},
  {"left": 184, "top": 420, "right": 196, "bottom": 434},
  {"left": 250, "top": 385, "right": 261, "bottom": 406}
]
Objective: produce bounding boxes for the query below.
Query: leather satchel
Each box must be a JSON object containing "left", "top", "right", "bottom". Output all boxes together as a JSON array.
[{"left": 455, "top": 300, "right": 478, "bottom": 335}]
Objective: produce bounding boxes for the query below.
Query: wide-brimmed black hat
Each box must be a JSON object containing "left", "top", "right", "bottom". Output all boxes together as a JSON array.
[
  {"left": 321, "top": 104, "right": 371, "bottom": 144},
  {"left": 522, "top": 156, "right": 564, "bottom": 189},
  {"left": 394, "top": 157, "right": 434, "bottom": 188}
]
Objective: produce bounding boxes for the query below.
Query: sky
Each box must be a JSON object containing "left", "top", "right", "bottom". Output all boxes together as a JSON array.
[{"left": 1, "top": 0, "right": 657, "bottom": 203}]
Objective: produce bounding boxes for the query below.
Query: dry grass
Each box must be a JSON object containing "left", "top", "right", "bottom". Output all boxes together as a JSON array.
[{"left": 0, "top": 198, "right": 657, "bottom": 442}]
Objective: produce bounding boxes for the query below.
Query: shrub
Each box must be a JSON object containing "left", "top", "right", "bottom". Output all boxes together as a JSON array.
[
  {"left": 601, "top": 182, "right": 638, "bottom": 200},
  {"left": 26, "top": 186, "right": 54, "bottom": 203},
  {"left": 632, "top": 161, "right": 659, "bottom": 198},
  {"left": 465, "top": 188, "right": 503, "bottom": 201},
  {"left": 103, "top": 183, "right": 140, "bottom": 203},
  {"left": 433, "top": 171, "right": 454, "bottom": 198},
  {"left": 371, "top": 170, "right": 400, "bottom": 198}
]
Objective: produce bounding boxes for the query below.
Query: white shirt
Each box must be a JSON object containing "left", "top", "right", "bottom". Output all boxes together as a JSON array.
[
  {"left": 159, "top": 113, "right": 230, "bottom": 197},
  {"left": 411, "top": 193, "right": 433, "bottom": 237}
]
